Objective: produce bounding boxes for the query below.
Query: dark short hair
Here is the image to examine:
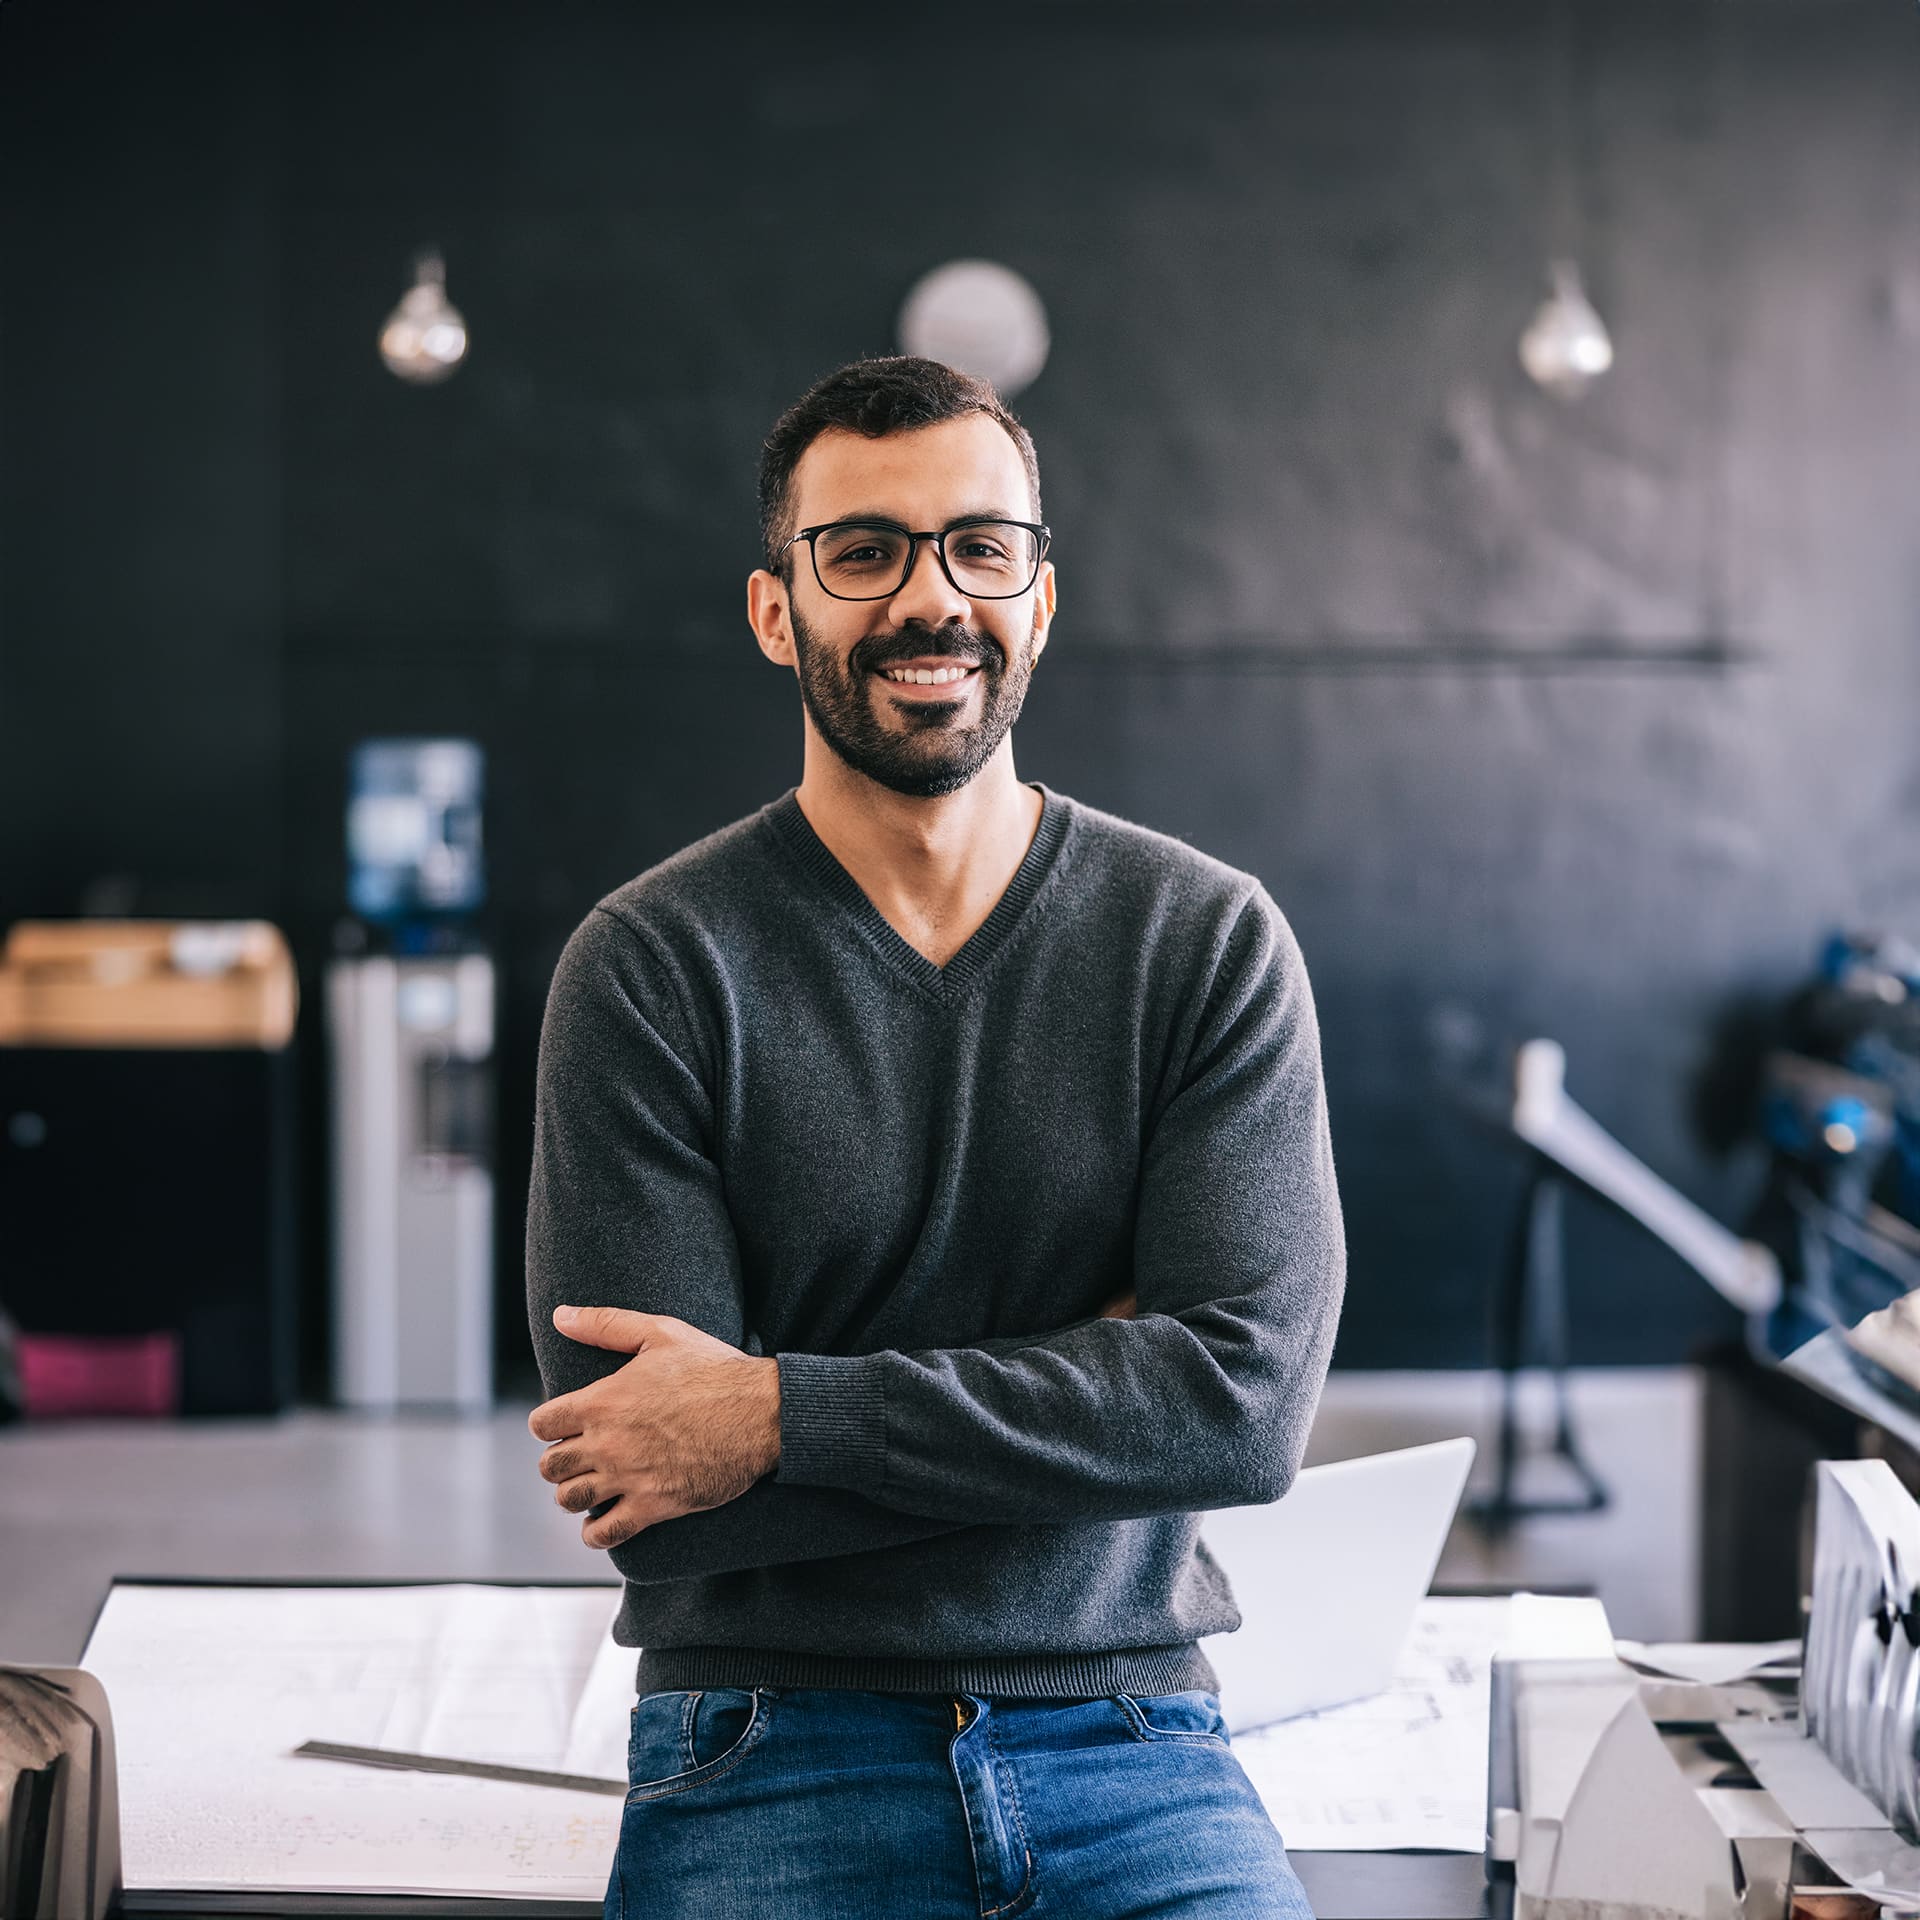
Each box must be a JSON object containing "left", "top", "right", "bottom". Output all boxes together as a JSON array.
[{"left": 757, "top": 356, "right": 1043, "bottom": 573}]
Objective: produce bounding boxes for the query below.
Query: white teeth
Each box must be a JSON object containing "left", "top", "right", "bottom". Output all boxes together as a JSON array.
[{"left": 884, "top": 665, "right": 973, "bottom": 684}]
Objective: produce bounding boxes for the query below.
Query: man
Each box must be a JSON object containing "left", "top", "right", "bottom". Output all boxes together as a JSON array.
[{"left": 525, "top": 356, "right": 1346, "bottom": 1918}]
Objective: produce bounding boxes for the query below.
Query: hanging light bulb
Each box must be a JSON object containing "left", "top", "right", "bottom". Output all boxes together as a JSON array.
[
  {"left": 1519, "top": 258, "right": 1613, "bottom": 400},
  {"left": 379, "top": 250, "right": 468, "bottom": 385},
  {"left": 897, "top": 260, "right": 1051, "bottom": 397}
]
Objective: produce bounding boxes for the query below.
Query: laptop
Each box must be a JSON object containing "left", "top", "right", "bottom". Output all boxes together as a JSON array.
[{"left": 1197, "top": 1435, "right": 1476, "bottom": 1733}]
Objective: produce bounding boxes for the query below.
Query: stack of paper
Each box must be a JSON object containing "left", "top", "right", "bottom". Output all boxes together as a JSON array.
[
  {"left": 1232, "top": 1591, "right": 1614, "bottom": 1852},
  {"left": 82, "top": 1582, "right": 631, "bottom": 1905}
]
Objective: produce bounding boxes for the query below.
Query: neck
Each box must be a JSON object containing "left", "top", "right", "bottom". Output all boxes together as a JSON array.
[{"left": 793, "top": 737, "right": 1043, "bottom": 946}]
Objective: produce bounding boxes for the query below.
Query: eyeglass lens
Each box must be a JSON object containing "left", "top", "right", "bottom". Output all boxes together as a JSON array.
[{"left": 811, "top": 522, "right": 1041, "bottom": 600}]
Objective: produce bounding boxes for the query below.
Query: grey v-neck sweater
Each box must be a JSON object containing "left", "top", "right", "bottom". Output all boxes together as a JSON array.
[{"left": 525, "top": 781, "right": 1346, "bottom": 1701}]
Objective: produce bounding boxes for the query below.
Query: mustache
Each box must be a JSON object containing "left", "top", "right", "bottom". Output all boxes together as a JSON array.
[{"left": 854, "top": 628, "right": 999, "bottom": 674}]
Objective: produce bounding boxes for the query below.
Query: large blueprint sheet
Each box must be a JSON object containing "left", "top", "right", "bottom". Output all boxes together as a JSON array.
[
  {"left": 81, "top": 1579, "right": 1613, "bottom": 1897},
  {"left": 81, "top": 1581, "right": 632, "bottom": 1902}
]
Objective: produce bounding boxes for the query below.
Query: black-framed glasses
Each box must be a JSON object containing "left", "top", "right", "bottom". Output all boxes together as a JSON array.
[{"left": 780, "top": 518, "right": 1051, "bottom": 601}]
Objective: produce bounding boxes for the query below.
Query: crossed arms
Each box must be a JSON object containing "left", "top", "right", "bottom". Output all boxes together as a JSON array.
[{"left": 523, "top": 894, "right": 1345, "bottom": 1585}]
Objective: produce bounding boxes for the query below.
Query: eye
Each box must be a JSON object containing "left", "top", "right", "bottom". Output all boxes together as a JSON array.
[{"left": 817, "top": 526, "right": 908, "bottom": 573}]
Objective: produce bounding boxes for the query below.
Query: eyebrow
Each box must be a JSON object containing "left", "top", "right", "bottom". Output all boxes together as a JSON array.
[{"left": 821, "top": 507, "right": 1025, "bottom": 528}]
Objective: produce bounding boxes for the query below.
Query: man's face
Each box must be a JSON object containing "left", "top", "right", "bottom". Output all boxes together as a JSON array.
[{"left": 761, "top": 415, "right": 1053, "bottom": 800}]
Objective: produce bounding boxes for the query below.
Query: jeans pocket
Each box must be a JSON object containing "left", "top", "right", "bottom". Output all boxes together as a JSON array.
[
  {"left": 626, "top": 1686, "right": 775, "bottom": 1802},
  {"left": 1113, "top": 1689, "right": 1230, "bottom": 1744}
]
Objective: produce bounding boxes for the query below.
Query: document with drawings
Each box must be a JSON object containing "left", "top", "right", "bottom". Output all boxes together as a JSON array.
[
  {"left": 80, "top": 1580, "right": 634, "bottom": 1904},
  {"left": 81, "top": 1578, "right": 1609, "bottom": 1901},
  {"left": 1231, "top": 1592, "right": 1614, "bottom": 1852}
]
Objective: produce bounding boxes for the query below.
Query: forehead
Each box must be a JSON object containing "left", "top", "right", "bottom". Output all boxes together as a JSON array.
[{"left": 789, "top": 415, "right": 1033, "bottom": 528}]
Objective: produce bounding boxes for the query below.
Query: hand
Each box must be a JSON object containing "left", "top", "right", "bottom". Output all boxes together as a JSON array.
[
  {"left": 529, "top": 1306, "right": 782, "bottom": 1551},
  {"left": 1099, "top": 1289, "right": 1137, "bottom": 1319}
]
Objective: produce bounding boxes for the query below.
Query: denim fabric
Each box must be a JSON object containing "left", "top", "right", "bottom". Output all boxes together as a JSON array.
[{"left": 606, "top": 1685, "right": 1316, "bottom": 1918}]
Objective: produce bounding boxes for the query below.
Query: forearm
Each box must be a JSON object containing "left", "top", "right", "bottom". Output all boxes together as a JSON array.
[
  {"left": 530, "top": 1277, "right": 996, "bottom": 1578},
  {"left": 773, "top": 1282, "right": 1341, "bottom": 1526},
  {"left": 773, "top": 888, "right": 1346, "bottom": 1530},
  {"left": 604, "top": 1478, "right": 986, "bottom": 1585},
  {"left": 592, "top": 1310, "right": 1137, "bottom": 1581}
]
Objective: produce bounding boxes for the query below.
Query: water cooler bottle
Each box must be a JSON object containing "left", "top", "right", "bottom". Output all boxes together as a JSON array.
[{"left": 326, "top": 739, "right": 495, "bottom": 1411}]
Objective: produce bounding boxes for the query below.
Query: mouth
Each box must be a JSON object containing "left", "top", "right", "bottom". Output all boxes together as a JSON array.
[{"left": 870, "top": 661, "right": 983, "bottom": 697}]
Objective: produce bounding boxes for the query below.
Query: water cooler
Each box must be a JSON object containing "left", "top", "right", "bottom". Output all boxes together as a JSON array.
[{"left": 326, "top": 739, "right": 495, "bottom": 1411}]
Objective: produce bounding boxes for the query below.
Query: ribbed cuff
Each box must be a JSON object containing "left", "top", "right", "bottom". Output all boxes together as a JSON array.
[{"left": 773, "top": 1351, "right": 887, "bottom": 1492}]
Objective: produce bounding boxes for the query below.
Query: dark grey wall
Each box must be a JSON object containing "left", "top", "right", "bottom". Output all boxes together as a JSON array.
[{"left": 5, "top": 0, "right": 1918, "bottom": 1390}]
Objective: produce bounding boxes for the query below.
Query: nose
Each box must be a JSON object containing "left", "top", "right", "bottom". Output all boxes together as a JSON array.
[{"left": 886, "top": 534, "right": 973, "bottom": 627}]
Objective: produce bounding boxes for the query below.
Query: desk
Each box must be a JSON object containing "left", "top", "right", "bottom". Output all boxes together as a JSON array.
[
  {"left": 1297, "top": 1851, "right": 1496, "bottom": 1919},
  {"left": 90, "top": 1574, "right": 1528, "bottom": 1920},
  {"left": 115, "top": 1854, "right": 1501, "bottom": 1919},
  {"left": 12, "top": 1414, "right": 1547, "bottom": 1920}
]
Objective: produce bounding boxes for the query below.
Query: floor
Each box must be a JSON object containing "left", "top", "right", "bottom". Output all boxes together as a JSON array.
[{"left": 0, "top": 1365, "right": 1697, "bottom": 1666}]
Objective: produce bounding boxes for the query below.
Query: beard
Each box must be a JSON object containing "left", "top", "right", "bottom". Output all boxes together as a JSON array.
[{"left": 789, "top": 604, "right": 1038, "bottom": 799}]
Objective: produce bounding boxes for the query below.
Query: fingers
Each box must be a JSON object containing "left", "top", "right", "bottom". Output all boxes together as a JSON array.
[
  {"left": 554, "top": 1473, "right": 602, "bottom": 1515},
  {"left": 530, "top": 1306, "right": 684, "bottom": 1439},
  {"left": 552, "top": 1304, "right": 655, "bottom": 1351},
  {"left": 558, "top": 1480, "right": 671, "bottom": 1551},
  {"left": 581, "top": 1494, "right": 653, "bottom": 1552},
  {"left": 537, "top": 1443, "right": 585, "bottom": 1485},
  {"left": 527, "top": 1400, "right": 582, "bottom": 1443}
]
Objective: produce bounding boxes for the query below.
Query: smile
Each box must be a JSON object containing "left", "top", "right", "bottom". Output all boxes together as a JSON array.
[{"left": 874, "top": 665, "right": 980, "bottom": 688}]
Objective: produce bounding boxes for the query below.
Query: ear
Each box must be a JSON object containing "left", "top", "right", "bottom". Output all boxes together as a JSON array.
[
  {"left": 1027, "top": 559, "right": 1056, "bottom": 669},
  {"left": 747, "top": 567, "right": 796, "bottom": 668}
]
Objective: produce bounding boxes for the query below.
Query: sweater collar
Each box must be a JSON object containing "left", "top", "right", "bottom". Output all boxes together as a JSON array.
[{"left": 763, "top": 781, "right": 1070, "bottom": 997}]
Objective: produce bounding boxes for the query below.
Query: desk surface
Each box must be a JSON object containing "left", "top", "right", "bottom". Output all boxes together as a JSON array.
[
  {"left": 119, "top": 1854, "right": 1501, "bottom": 1920},
  {"left": 1300, "top": 1851, "right": 1496, "bottom": 1919}
]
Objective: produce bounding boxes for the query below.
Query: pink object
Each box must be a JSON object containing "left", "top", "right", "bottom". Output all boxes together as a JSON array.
[{"left": 17, "top": 1330, "right": 182, "bottom": 1419}]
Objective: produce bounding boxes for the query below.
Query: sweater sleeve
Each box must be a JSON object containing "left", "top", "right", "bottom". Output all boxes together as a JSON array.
[
  {"left": 772, "top": 886, "right": 1347, "bottom": 1525},
  {"left": 525, "top": 905, "right": 981, "bottom": 1583}
]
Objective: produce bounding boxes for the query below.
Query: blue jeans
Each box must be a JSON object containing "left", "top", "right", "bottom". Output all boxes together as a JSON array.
[{"left": 607, "top": 1685, "right": 1316, "bottom": 1918}]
